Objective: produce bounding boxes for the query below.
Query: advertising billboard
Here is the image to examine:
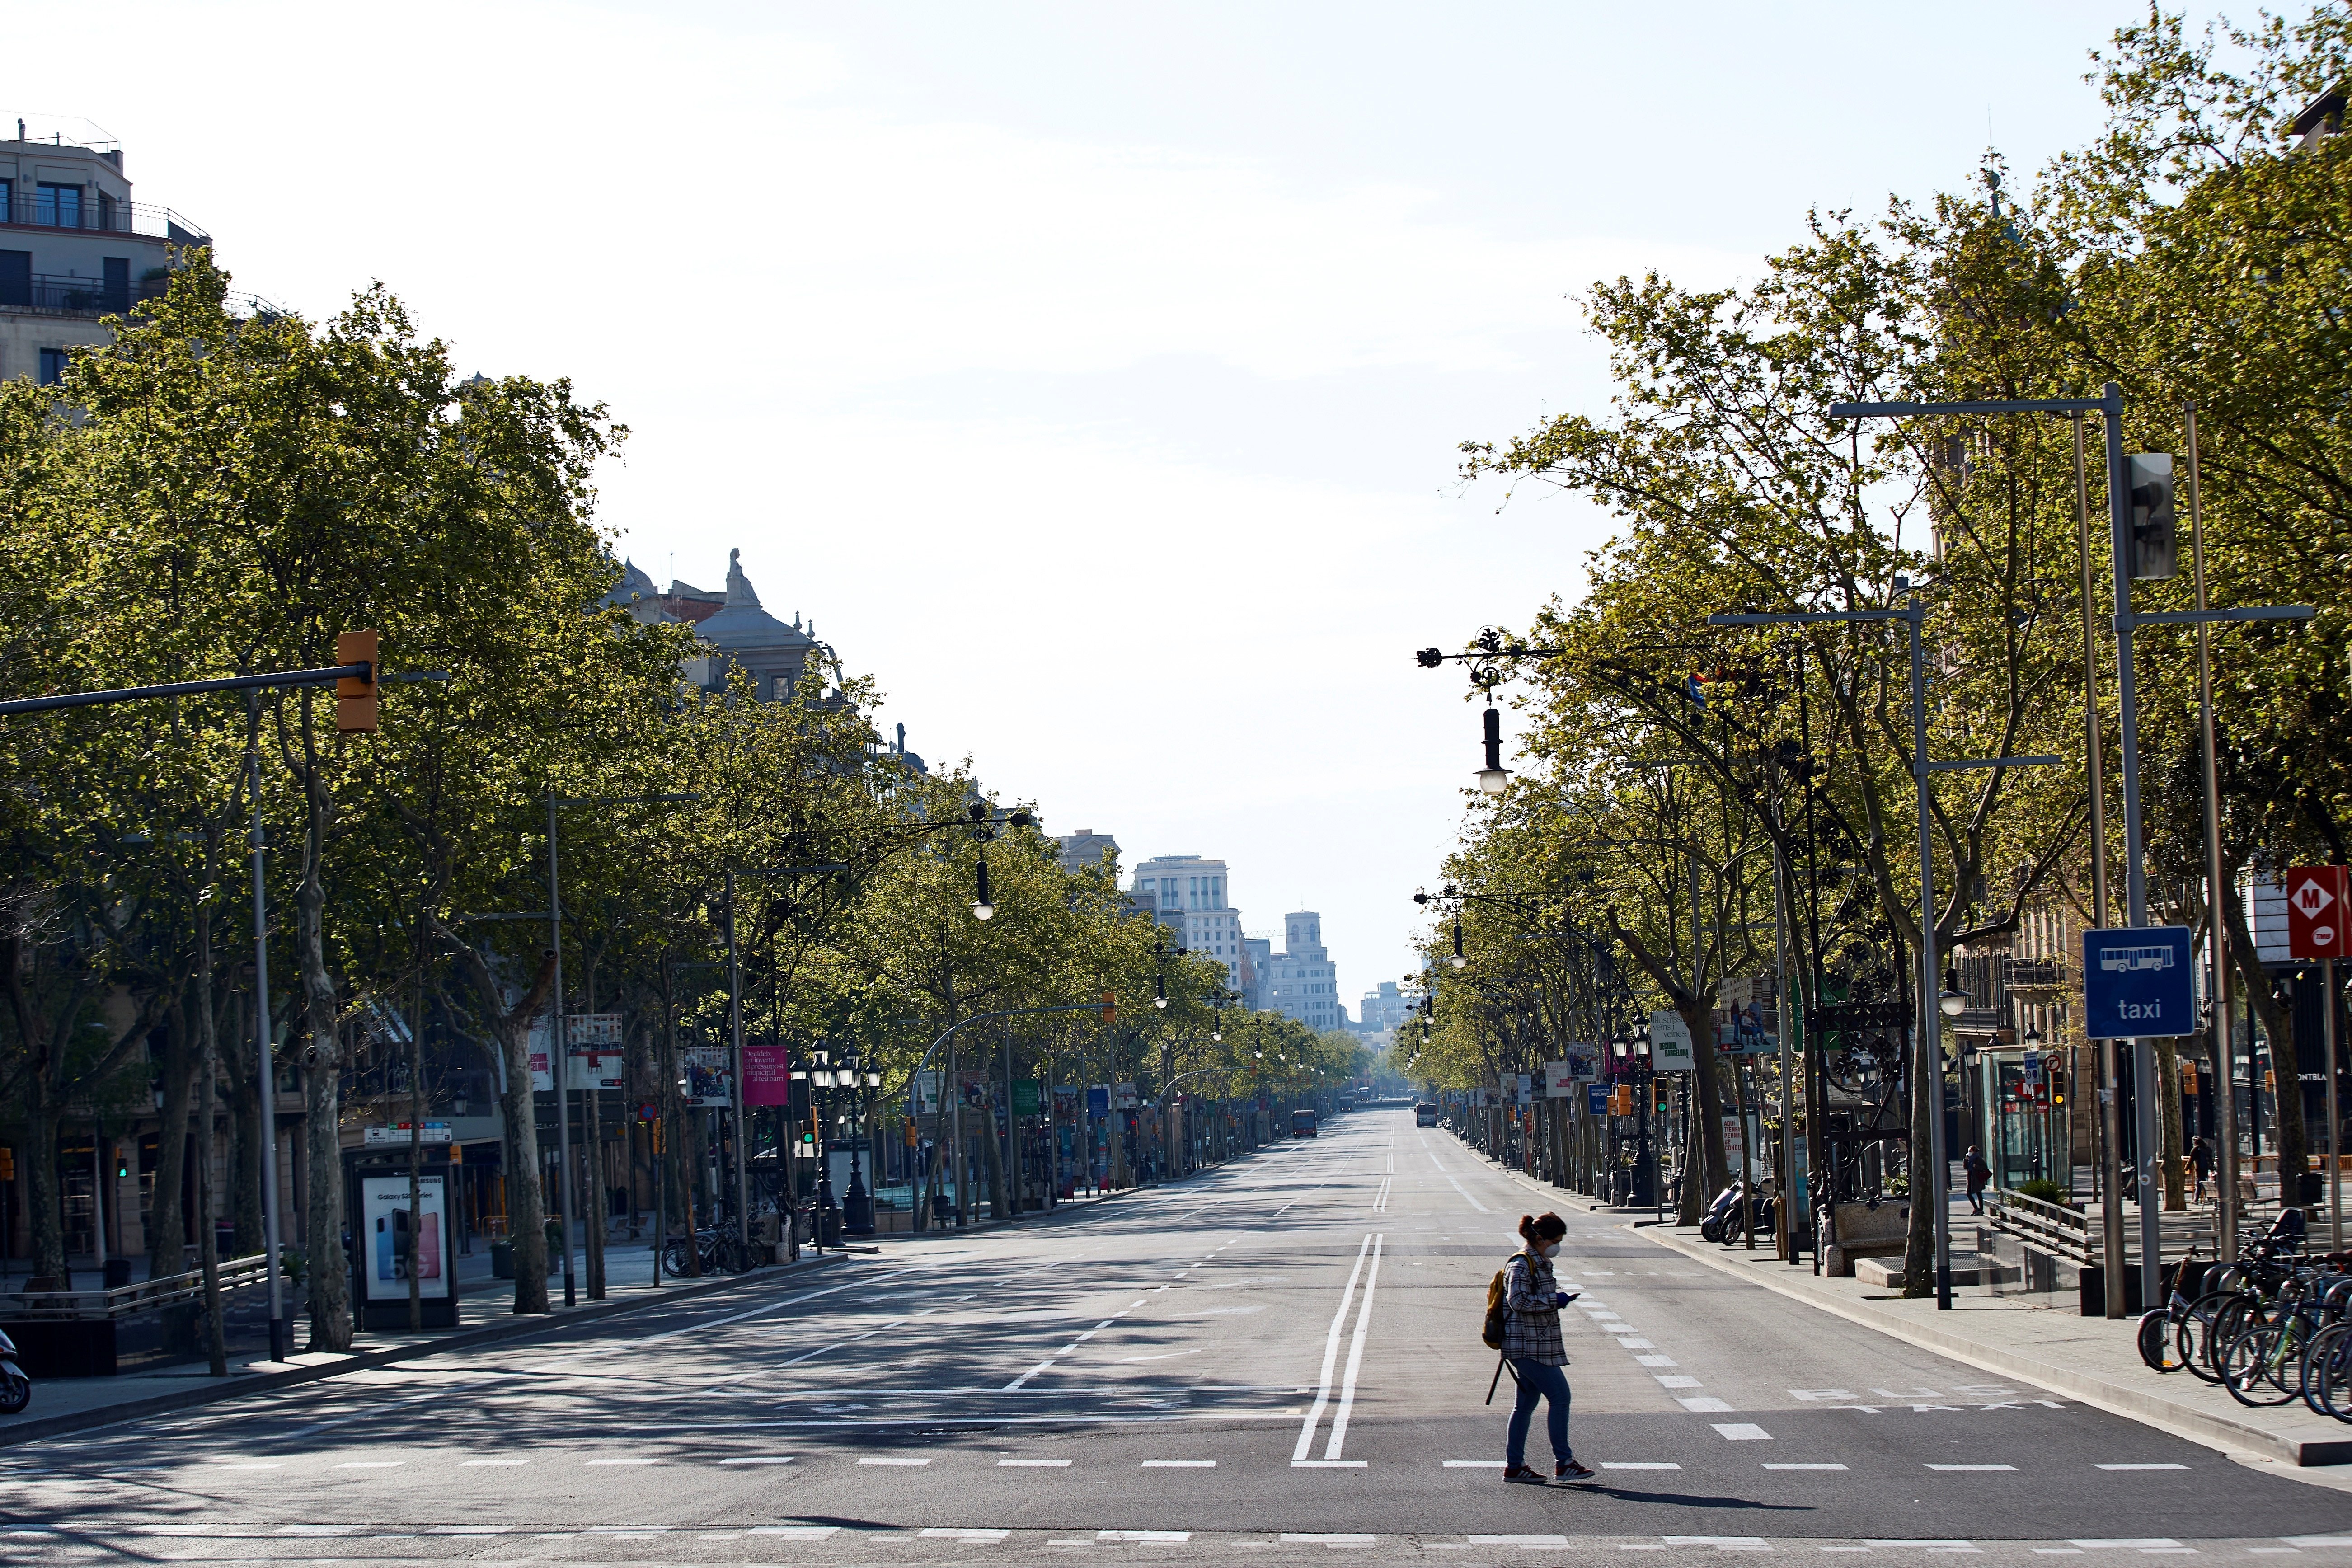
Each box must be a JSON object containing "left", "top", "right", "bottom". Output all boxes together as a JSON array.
[{"left": 360, "top": 1173, "right": 447, "bottom": 1300}]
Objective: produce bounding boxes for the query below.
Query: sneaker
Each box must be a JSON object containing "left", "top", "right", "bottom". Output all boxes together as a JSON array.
[
  {"left": 1555, "top": 1458, "right": 1596, "bottom": 1483},
  {"left": 1502, "top": 1465, "right": 1546, "bottom": 1483}
]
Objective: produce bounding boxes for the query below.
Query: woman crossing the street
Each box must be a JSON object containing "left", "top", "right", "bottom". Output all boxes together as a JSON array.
[{"left": 1499, "top": 1211, "right": 1595, "bottom": 1484}]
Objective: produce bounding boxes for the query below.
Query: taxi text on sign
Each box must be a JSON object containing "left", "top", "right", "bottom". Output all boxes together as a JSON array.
[
  {"left": 2079, "top": 926, "right": 2196, "bottom": 1040},
  {"left": 2285, "top": 865, "right": 2352, "bottom": 961}
]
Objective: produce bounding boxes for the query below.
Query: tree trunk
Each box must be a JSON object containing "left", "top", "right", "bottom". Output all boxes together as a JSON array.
[
  {"left": 24, "top": 1089, "right": 65, "bottom": 1286},
  {"left": 1680, "top": 1003, "right": 1728, "bottom": 1225},
  {"left": 293, "top": 793, "right": 353, "bottom": 1352},
  {"left": 584, "top": 1090, "right": 607, "bottom": 1298},
  {"left": 151, "top": 992, "right": 201, "bottom": 1352},
  {"left": 228, "top": 991, "right": 265, "bottom": 1258},
  {"left": 150, "top": 994, "right": 198, "bottom": 1285}
]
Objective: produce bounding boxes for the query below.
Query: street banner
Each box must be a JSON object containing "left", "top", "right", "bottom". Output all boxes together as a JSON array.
[
  {"left": 681, "top": 1047, "right": 732, "bottom": 1106},
  {"left": 1648, "top": 1009, "right": 1695, "bottom": 1071},
  {"left": 741, "top": 1043, "right": 792, "bottom": 1106},
  {"left": 1087, "top": 1084, "right": 1110, "bottom": 1114},
  {"left": 571, "top": 1013, "right": 622, "bottom": 1047},
  {"left": 567, "top": 1045, "right": 626, "bottom": 1092},
  {"left": 1516, "top": 1072, "right": 1534, "bottom": 1103},
  {"left": 1586, "top": 1084, "right": 1608, "bottom": 1117},
  {"left": 1564, "top": 1042, "right": 1601, "bottom": 1082},
  {"left": 1542, "top": 1060, "right": 1574, "bottom": 1097},
  {"left": 1013, "top": 1080, "right": 1042, "bottom": 1116},
  {"left": 2286, "top": 865, "right": 2352, "bottom": 959},
  {"left": 2080, "top": 926, "right": 2195, "bottom": 1038},
  {"left": 1116, "top": 1081, "right": 1138, "bottom": 1109},
  {"left": 1723, "top": 1115, "right": 1751, "bottom": 1181},
  {"left": 914, "top": 1070, "right": 943, "bottom": 1114}
]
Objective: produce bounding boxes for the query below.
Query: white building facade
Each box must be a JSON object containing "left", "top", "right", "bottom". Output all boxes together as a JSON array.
[
  {"left": 1132, "top": 854, "right": 1245, "bottom": 994},
  {"left": 1259, "top": 911, "right": 1345, "bottom": 1032}
]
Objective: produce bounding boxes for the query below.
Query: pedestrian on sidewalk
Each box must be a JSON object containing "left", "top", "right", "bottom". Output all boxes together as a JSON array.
[
  {"left": 2191, "top": 1136, "right": 2213, "bottom": 1205},
  {"left": 1962, "top": 1145, "right": 1990, "bottom": 1216},
  {"left": 1499, "top": 1212, "right": 1594, "bottom": 1484}
]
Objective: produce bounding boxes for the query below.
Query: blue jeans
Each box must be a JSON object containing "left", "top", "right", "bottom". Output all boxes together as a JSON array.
[{"left": 1506, "top": 1358, "right": 1572, "bottom": 1468}]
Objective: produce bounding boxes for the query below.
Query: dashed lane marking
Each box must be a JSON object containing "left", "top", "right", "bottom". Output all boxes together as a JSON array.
[
  {"left": 1928, "top": 1464, "right": 2016, "bottom": 1472},
  {"left": 922, "top": 1528, "right": 1010, "bottom": 1541},
  {"left": 1601, "top": 1462, "right": 1681, "bottom": 1470},
  {"left": 1141, "top": 1460, "right": 1216, "bottom": 1468},
  {"left": 1711, "top": 1423, "right": 1773, "bottom": 1440},
  {"left": 1000, "top": 1459, "right": 1072, "bottom": 1466},
  {"left": 1102, "top": 1531, "right": 1192, "bottom": 1542},
  {"left": 716, "top": 1456, "right": 794, "bottom": 1465},
  {"left": 858, "top": 1456, "right": 930, "bottom": 1465},
  {"left": 1679, "top": 1397, "right": 1734, "bottom": 1413},
  {"left": 2095, "top": 1463, "right": 2188, "bottom": 1471},
  {"left": 1763, "top": 1463, "right": 1849, "bottom": 1471}
]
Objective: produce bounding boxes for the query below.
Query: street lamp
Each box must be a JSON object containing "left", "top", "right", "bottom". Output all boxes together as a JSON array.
[
  {"left": 1939, "top": 988, "right": 1967, "bottom": 1021},
  {"left": 1450, "top": 918, "right": 1468, "bottom": 970},
  {"left": 972, "top": 853, "right": 995, "bottom": 921},
  {"left": 1476, "top": 704, "right": 1512, "bottom": 794}
]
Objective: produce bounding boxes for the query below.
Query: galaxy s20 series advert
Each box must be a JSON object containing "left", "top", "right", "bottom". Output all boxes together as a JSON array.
[{"left": 362, "top": 1174, "right": 449, "bottom": 1299}]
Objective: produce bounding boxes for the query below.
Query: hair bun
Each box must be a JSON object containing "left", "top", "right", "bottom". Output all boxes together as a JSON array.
[{"left": 1516, "top": 1214, "right": 1538, "bottom": 1240}]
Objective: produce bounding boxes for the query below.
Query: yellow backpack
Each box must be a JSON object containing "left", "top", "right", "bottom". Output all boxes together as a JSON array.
[{"left": 1481, "top": 1262, "right": 1513, "bottom": 1349}]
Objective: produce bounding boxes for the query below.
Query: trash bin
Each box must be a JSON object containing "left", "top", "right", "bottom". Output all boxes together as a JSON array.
[{"left": 490, "top": 1241, "right": 515, "bottom": 1279}]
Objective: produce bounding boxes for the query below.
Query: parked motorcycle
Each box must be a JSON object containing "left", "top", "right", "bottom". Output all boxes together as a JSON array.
[
  {"left": 0, "top": 1325, "right": 31, "bottom": 1415},
  {"left": 1697, "top": 1181, "right": 1743, "bottom": 1242}
]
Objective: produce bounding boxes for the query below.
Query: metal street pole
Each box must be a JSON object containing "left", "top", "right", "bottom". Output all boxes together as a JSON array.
[
  {"left": 247, "top": 711, "right": 286, "bottom": 1363},
  {"left": 2183, "top": 406, "right": 2242, "bottom": 1263},
  {"left": 546, "top": 793, "right": 576, "bottom": 1308},
  {"left": 2077, "top": 411, "right": 2130, "bottom": 1314},
  {"left": 725, "top": 872, "right": 752, "bottom": 1260}
]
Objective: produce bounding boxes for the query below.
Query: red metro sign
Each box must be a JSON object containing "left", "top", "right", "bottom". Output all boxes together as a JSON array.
[{"left": 2285, "top": 865, "right": 2352, "bottom": 960}]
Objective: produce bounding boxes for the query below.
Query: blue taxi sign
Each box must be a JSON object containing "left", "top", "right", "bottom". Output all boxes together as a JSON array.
[{"left": 2080, "top": 926, "right": 2195, "bottom": 1039}]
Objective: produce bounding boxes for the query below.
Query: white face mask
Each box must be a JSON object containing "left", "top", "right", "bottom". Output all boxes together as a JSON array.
[{"left": 1540, "top": 1242, "right": 1560, "bottom": 1258}]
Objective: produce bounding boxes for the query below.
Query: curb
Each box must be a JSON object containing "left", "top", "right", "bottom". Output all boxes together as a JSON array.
[
  {"left": 1630, "top": 1220, "right": 2352, "bottom": 1469},
  {"left": 0, "top": 1253, "right": 845, "bottom": 1448}
]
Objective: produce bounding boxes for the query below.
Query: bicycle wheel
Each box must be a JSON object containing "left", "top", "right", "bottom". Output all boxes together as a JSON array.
[
  {"left": 2301, "top": 1321, "right": 2352, "bottom": 1420},
  {"left": 2222, "top": 1324, "right": 2300, "bottom": 1407},
  {"left": 2177, "top": 1293, "right": 2230, "bottom": 1384},
  {"left": 2205, "top": 1293, "right": 2267, "bottom": 1379},
  {"left": 2139, "top": 1308, "right": 2186, "bottom": 1373}
]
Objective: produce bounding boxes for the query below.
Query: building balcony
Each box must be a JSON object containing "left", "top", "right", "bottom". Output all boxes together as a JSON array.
[
  {"left": 0, "top": 195, "right": 209, "bottom": 246},
  {"left": 0, "top": 271, "right": 163, "bottom": 316}
]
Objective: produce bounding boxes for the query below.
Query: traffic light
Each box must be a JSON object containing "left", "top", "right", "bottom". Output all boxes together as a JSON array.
[
  {"left": 2127, "top": 454, "right": 2177, "bottom": 580},
  {"left": 1102, "top": 991, "right": 1117, "bottom": 1023},
  {"left": 1652, "top": 1079, "right": 1670, "bottom": 1115},
  {"left": 335, "top": 630, "right": 380, "bottom": 733}
]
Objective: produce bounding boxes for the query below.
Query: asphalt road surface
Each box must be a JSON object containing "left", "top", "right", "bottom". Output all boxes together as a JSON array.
[{"left": 4, "top": 1108, "right": 2348, "bottom": 1566}]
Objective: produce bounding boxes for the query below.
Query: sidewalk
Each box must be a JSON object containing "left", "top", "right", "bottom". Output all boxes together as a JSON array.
[
  {"left": 0, "top": 1236, "right": 841, "bottom": 1447},
  {"left": 1459, "top": 1145, "right": 2352, "bottom": 1470},
  {"left": 1632, "top": 1221, "right": 2352, "bottom": 1469}
]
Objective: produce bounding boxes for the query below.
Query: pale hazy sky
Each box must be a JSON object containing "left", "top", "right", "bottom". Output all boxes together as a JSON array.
[{"left": 12, "top": 1, "right": 2239, "bottom": 1005}]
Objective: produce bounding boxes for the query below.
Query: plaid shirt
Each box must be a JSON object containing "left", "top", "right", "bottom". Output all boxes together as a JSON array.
[{"left": 1501, "top": 1248, "right": 1567, "bottom": 1365}]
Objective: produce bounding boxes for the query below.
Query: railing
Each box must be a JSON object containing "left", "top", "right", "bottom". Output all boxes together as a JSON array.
[
  {"left": 2005, "top": 957, "right": 2068, "bottom": 990},
  {"left": 0, "top": 272, "right": 169, "bottom": 315},
  {"left": 0, "top": 195, "right": 209, "bottom": 244},
  {"left": 0, "top": 1253, "right": 271, "bottom": 1321},
  {"left": 1986, "top": 1187, "right": 2097, "bottom": 1263}
]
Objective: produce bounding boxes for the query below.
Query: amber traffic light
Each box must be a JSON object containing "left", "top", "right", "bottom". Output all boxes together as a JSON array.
[
  {"left": 335, "top": 630, "right": 379, "bottom": 733},
  {"left": 1101, "top": 991, "right": 1117, "bottom": 1022}
]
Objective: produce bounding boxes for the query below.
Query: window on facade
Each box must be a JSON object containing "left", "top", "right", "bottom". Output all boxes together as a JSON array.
[
  {"left": 0, "top": 179, "right": 11, "bottom": 222},
  {"left": 0, "top": 251, "right": 29, "bottom": 309},
  {"left": 35, "top": 183, "right": 80, "bottom": 228},
  {"left": 38, "top": 348, "right": 67, "bottom": 385}
]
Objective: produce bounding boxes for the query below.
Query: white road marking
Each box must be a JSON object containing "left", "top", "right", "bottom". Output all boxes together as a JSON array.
[
  {"left": 999, "top": 1459, "right": 1072, "bottom": 1466},
  {"left": 1285, "top": 1533, "right": 1377, "bottom": 1545},
  {"left": 1679, "top": 1396, "right": 1734, "bottom": 1413},
  {"left": 1665, "top": 1539, "right": 1768, "bottom": 1549},
  {"left": 1602, "top": 1462, "right": 1681, "bottom": 1470},
  {"left": 749, "top": 1525, "right": 839, "bottom": 1537},
  {"left": 1469, "top": 1535, "right": 1569, "bottom": 1547},
  {"left": 1324, "top": 1233, "right": 1384, "bottom": 1460},
  {"left": 1711, "top": 1423, "right": 1773, "bottom": 1440},
  {"left": 2094, "top": 1464, "right": 2188, "bottom": 1471},
  {"left": 1443, "top": 1460, "right": 1505, "bottom": 1467},
  {"left": 460, "top": 1460, "right": 528, "bottom": 1466},
  {"left": 204, "top": 1463, "right": 282, "bottom": 1471},
  {"left": 1141, "top": 1460, "right": 1216, "bottom": 1468},
  {"left": 586, "top": 1458, "right": 659, "bottom": 1465},
  {"left": 717, "top": 1457, "right": 794, "bottom": 1465},
  {"left": 2066, "top": 1542, "right": 2184, "bottom": 1551},
  {"left": 922, "top": 1528, "right": 1010, "bottom": 1540},
  {"left": 1655, "top": 1375, "right": 1703, "bottom": 1389},
  {"left": 1636, "top": 1355, "right": 1679, "bottom": 1368},
  {"left": 1102, "top": 1531, "right": 1192, "bottom": 1542},
  {"left": 1764, "top": 1463, "right": 1849, "bottom": 1471},
  {"left": 1292, "top": 1233, "right": 1374, "bottom": 1464},
  {"left": 858, "top": 1456, "right": 931, "bottom": 1465},
  {"left": 336, "top": 1462, "right": 401, "bottom": 1469},
  {"left": 1928, "top": 1464, "right": 2017, "bottom": 1472}
]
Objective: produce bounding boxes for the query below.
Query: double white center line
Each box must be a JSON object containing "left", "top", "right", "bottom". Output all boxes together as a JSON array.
[{"left": 1293, "top": 1232, "right": 1381, "bottom": 1468}]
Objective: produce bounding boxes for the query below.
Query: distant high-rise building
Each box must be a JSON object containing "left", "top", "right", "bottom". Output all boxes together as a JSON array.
[
  {"left": 1259, "top": 911, "right": 1343, "bottom": 1032},
  {"left": 1131, "top": 854, "right": 1244, "bottom": 994},
  {"left": 1352, "top": 981, "right": 1418, "bottom": 1049}
]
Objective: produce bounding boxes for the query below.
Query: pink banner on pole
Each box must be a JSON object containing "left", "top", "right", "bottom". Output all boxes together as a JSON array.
[{"left": 742, "top": 1044, "right": 793, "bottom": 1106}]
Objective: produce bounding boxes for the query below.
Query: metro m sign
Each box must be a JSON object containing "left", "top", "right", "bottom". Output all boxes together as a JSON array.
[{"left": 2286, "top": 865, "right": 2352, "bottom": 960}]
